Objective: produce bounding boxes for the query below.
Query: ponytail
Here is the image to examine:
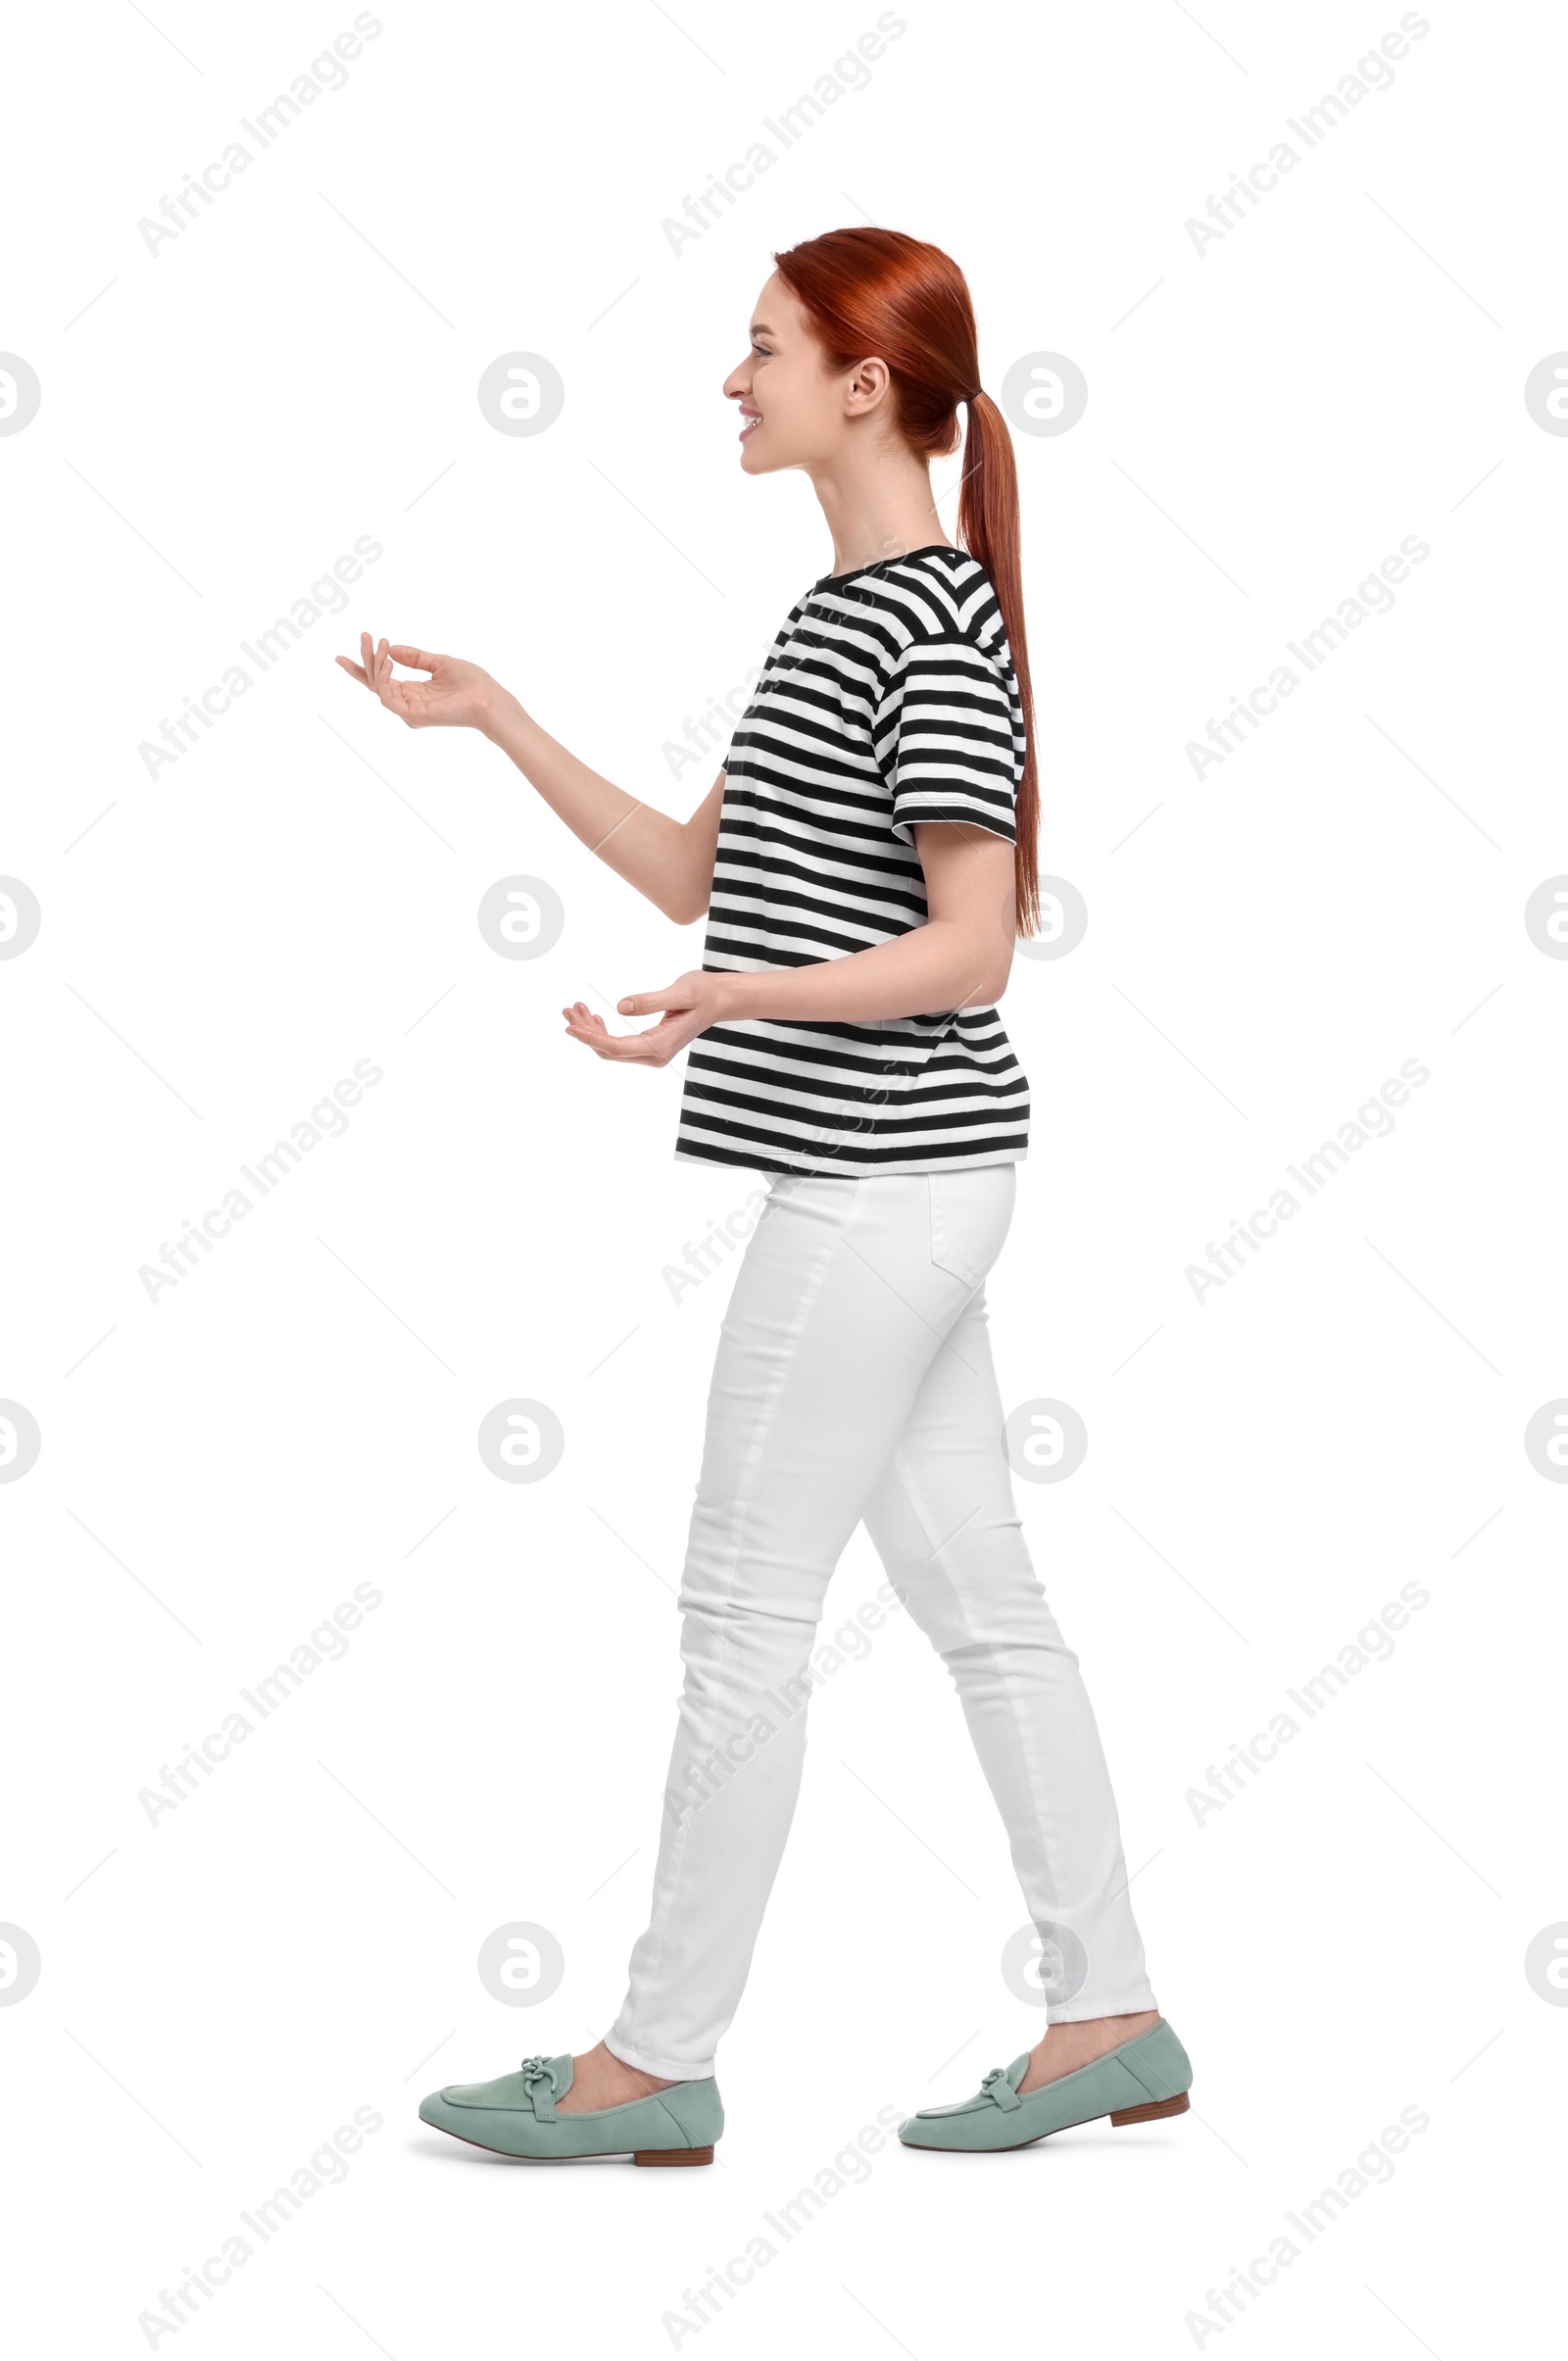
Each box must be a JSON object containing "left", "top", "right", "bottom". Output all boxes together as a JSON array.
[
  {"left": 956, "top": 389, "right": 1039, "bottom": 936},
  {"left": 773, "top": 228, "right": 1042, "bottom": 937}
]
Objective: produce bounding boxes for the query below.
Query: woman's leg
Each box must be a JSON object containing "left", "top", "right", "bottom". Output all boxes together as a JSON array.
[
  {"left": 859, "top": 1278, "right": 1159, "bottom": 2034},
  {"left": 602, "top": 1163, "right": 1018, "bottom": 2082}
]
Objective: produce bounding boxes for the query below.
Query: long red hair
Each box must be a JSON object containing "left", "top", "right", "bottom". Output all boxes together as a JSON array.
[{"left": 772, "top": 226, "right": 1041, "bottom": 936}]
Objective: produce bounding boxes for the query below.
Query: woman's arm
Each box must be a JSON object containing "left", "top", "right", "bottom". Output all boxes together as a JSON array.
[
  {"left": 722, "top": 823, "right": 1014, "bottom": 1017},
  {"left": 563, "top": 822, "right": 1017, "bottom": 1064},
  {"left": 482, "top": 692, "right": 724, "bottom": 924},
  {"left": 334, "top": 636, "right": 724, "bottom": 924}
]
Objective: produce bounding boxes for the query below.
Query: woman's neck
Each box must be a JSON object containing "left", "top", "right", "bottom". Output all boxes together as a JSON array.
[{"left": 808, "top": 441, "right": 953, "bottom": 578}]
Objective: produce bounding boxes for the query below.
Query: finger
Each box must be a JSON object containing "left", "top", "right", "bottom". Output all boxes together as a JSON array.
[
  {"left": 387, "top": 644, "right": 438, "bottom": 673},
  {"left": 615, "top": 989, "right": 674, "bottom": 1015},
  {"left": 563, "top": 1013, "right": 656, "bottom": 1057},
  {"left": 572, "top": 1012, "right": 659, "bottom": 1044},
  {"left": 564, "top": 1025, "right": 645, "bottom": 1059},
  {"left": 335, "top": 656, "right": 369, "bottom": 686},
  {"left": 593, "top": 1019, "right": 669, "bottom": 1054}
]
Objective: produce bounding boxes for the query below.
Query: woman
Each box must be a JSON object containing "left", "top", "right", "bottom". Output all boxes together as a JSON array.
[{"left": 338, "top": 226, "right": 1192, "bottom": 2163}]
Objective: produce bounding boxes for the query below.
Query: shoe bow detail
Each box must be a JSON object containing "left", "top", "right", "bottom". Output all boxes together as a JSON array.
[
  {"left": 518, "top": 2054, "right": 560, "bottom": 2121},
  {"left": 980, "top": 2065, "right": 1022, "bottom": 2112}
]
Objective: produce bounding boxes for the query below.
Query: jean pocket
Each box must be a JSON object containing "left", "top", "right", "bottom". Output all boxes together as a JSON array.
[{"left": 927, "top": 1167, "right": 1012, "bottom": 1293}]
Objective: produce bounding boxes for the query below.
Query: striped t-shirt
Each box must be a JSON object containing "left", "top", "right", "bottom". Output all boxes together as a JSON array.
[{"left": 674, "top": 543, "right": 1031, "bottom": 1177}]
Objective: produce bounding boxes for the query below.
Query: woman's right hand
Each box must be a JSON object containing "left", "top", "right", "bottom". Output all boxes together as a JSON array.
[{"left": 334, "top": 634, "right": 514, "bottom": 735}]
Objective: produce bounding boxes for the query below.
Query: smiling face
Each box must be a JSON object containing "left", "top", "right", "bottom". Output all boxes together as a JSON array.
[{"left": 724, "top": 271, "right": 893, "bottom": 474}]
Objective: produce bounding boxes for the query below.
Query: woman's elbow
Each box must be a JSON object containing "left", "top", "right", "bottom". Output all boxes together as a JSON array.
[{"left": 966, "top": 940, "right": 1014, "bottom": 1007}]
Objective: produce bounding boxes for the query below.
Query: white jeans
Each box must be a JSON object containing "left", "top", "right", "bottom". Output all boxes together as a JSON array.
[{"left": 605, "top": 1165, "right": 1156, "bottom": 2079}]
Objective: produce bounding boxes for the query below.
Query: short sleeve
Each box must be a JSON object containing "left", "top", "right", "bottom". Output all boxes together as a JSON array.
[{"left": 875, "top": 637, "right": 1021, "bottom": 847}]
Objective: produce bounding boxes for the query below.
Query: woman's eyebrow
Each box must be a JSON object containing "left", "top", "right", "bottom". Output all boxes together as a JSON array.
[{"left": 749, "top": 320, "right": 772, "bottom": 336}]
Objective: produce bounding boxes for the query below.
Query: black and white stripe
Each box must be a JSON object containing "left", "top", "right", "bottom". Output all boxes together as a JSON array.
[{"left": 675, "top": 544, "right": 1031, "bottom": 1176}]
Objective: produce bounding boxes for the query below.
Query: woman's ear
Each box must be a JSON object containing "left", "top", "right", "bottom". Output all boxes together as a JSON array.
[{"left": 846, "top": 356, "right": 893, "bottom": 416}]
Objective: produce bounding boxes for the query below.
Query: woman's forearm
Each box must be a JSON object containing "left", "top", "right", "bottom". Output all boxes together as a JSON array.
[
  {"left": 480, "top": 687, "right": 707, "bottom": 922},
  {"left": 711, "top": 920, "right": 1010, "bottom": 1026}
]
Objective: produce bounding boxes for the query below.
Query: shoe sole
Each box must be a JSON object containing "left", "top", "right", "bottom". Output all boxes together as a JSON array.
[
  {"left": 425, "top": 2121, "right": 715, "bottom": 2166},
  {"left": 902, "top": 2090, "right": 1190, "bottom": 2152}
]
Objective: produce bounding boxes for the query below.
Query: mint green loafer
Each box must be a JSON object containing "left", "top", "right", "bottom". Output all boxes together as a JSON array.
[
  {"left": 418, "top": 2051, "right": 722, "bottom": 2165},
  {"left": 899, "top": 2018, "right": 1193, "bottom": 2153}
]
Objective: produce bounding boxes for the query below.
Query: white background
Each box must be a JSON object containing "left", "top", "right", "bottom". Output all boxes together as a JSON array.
[{"left": 2, "top": 1, "right": 1563, "bottom": 2353}]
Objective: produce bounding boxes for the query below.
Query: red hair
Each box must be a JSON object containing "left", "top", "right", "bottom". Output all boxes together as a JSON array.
[{"left": 772, "top": 226, "right": 1041, "bottom": 936}]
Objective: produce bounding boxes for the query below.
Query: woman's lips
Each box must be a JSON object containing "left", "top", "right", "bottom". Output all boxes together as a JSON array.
[{"left": 739, "top": 410, "right": 761, "bottom": 440}]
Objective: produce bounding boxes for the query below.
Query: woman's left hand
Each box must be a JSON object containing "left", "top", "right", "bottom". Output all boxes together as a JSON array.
[{"left": 561, "top": 971, "right": 729, "bottom": 1065}]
